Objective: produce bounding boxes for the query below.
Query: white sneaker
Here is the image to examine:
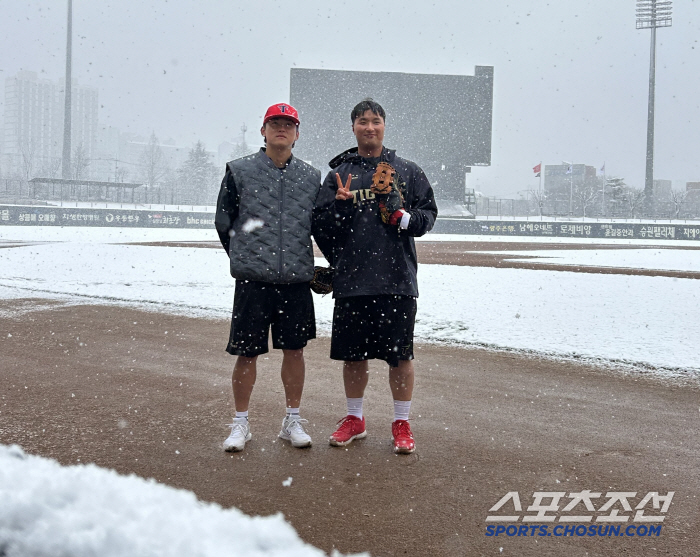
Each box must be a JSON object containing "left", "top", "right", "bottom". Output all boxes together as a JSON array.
[
  {"left": 223, "top": 417, "right": 251, "bottom": 452},
  {"left": 279, "top": 415, "right": 312, "bottom": 448}
]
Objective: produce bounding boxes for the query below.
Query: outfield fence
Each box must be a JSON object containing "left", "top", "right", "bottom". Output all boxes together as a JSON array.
[{"left": 2, "top": 204, "right": 700, "bottom": 241}]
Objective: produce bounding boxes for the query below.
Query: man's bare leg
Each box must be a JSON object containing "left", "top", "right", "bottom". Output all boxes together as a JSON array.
[
  {"left": 232, "top": 356, "right": 257, "bottom": 412},
  {"left": 389, "top": 360, "right": 414, "bottom": 401},
  {"left": 281, "top": 348, "right": 305, "bottom": 409},
  {"left": 343, "top": 360, "right": 369, "bottom": 398}
]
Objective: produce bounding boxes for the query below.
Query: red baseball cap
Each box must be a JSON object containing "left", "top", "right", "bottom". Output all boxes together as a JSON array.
[{"left": 263, "top": 103, "right": 300, "bottom": 125}]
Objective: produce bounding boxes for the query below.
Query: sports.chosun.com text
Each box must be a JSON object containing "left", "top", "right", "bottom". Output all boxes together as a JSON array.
[{"left": 485, "top": 524, "right": 662, "bottom": 537}]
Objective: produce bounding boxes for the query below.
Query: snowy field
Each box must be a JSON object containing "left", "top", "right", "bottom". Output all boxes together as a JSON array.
[
  {"left": 1, "top": 226, "right": 699, "bottom": 376},
  {"left": 2, "top": 225, "right": 699, "bottom": 555}
]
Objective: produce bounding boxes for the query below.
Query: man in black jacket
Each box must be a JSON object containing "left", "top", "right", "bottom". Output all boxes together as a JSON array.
[
  {"left": 215, "top": 103, "right": 321, "bottom": 452},
  {"left": 313, "top": 99, "right": 437, "bottom": 454}
]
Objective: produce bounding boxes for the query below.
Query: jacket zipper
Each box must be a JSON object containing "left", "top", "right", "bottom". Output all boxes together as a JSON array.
[{"left": 278, "top": 170, "right": 285, "bottom": 277}]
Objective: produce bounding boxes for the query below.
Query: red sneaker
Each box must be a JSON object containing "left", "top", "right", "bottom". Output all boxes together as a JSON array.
[
  {"left": 392, "top": 419, "right": 415, "bottom": 454},
  {"left": 329, "top": 415, "right": 367, "bottom": 447}
]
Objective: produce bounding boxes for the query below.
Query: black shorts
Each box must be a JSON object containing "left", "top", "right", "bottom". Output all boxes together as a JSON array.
[
  {"left": 226, "top": 280, "right": 316, "bottom": 357},
  {"left": 330, "top": 295, "right": 417, "bottom": 367}
]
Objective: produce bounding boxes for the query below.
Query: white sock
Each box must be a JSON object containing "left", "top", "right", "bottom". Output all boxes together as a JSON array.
[
  {"left": 235, "top": 411, "right": 249, "bottom": 420},
  {"left": 346, "top": 397, "right": 363, "bottom": 419},
  {"left": 393, "top": 400, "right": 411, "bottom": 422},
  {"left": 286, "top": 407, "right": 300, "bottom": 416}
]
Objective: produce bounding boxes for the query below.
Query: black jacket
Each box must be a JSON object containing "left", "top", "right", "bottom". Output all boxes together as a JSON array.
[{"left": 312, "top": 147, "right": 437, "bottom": 298}]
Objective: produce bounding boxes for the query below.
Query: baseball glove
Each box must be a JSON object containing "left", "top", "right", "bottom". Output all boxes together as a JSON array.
[
  {"left": 371, "top": 162, "right": 405, "bottom": 225},
  {"left": 310, "top": 266, "right": 333, "bottom": 295},
  {"left": 370, "top": 162, "right": 397, "bottom": 195}
]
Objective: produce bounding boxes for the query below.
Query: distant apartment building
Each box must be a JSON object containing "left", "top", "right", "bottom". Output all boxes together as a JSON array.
[
  {"left": 1, "top": 71, "right": 98, "bottom": 179},
  {"left": 544, "top": 164, "right": 597, "bottom": 201},
  {"left": 653, "top": 179, "right": 672, "bottom": 201},
  {"left": 686, "top": 182, "right": 700, "bottom": 203}
]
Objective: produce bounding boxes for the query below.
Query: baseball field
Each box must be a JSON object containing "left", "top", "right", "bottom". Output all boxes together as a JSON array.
[{"left": 2, "top": 226, "right": 699, "bottom": 556}]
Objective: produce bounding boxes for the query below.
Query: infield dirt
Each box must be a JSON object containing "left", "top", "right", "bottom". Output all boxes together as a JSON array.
[{"left": 2, "top": 294, "right": 698, "bottom": 556}]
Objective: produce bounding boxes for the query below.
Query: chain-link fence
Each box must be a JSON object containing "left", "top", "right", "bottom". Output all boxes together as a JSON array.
[{"left": 475, "top": 195, "right": 700, "bottom": 220}]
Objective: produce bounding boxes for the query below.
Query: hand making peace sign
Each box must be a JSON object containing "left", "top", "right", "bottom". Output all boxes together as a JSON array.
[{"left": 335, "top": 173, "right": 354, "bottom": 201}]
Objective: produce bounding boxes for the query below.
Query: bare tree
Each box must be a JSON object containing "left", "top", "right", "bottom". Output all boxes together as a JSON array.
[
  {"left": 527, "top": 189, "right": 546, "bottom": 216},
  {"left": 624, "top": 187, "right": 645, "bottom": 219},
  {"left": 71, "top": 143, "right": 91, "bottom": 180},
  {"left": 138, "top": 132, "right": 167, "bottom": 187},
  {"left": 38, "top": 157, "right": 62, "bottom": 179},
  {"left": 20, "top": 138, "right": 37, "bottom": 181},
  {"left": 32, "top": 157, "right": 62, "bottom": 199},
  {"left": 573, "top": 180, "right": 599, "bottom": 218},
  {"left": 670, "top": 189, "right": 688, "bottom": 219},
  {"left": 115, "top": 166, "right": 130, "bottom": 183}
]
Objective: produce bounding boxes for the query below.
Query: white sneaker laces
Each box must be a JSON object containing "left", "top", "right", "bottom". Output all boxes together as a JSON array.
[
  {"left": 287, "top": 416, "right": 309, "bottom": 434},
  {"left": 226, "top": 421, "right": 247, "bottom": 435}
]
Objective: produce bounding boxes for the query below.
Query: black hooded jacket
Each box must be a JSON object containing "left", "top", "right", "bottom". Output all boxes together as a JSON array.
[{"left": 312, "top": 147, "right": 437, "bottom": 299}]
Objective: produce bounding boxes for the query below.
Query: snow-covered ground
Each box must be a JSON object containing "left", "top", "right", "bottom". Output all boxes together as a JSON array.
[
  {"left": 0, "top": 445, "right": 363, "bottom": 557},
  {"left": 418, "top": 232, "right": 700, "bottom": 247},
  {"left": 485, "top": 247, "right": 700, "bottom": 272},
  {"left": 34, "top": 200, "right": 216, "bottom": 213},
  {"left": 1, "top": 226, "right": 698, "bottom": 375},
  {"left": 2, "top": 225, "right": 698, "bottom": 554}
]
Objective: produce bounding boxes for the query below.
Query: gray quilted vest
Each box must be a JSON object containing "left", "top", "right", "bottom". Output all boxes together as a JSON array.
[{"left": 226, "top": 150, "right": 321, "bottom": 284}]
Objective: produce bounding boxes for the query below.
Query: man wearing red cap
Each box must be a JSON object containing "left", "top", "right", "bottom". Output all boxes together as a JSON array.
[{"left": 215, "top": 103, "right": 321, "bottom": 452}]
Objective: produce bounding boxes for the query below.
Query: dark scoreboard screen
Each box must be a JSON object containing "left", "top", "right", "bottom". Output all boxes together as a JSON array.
[{"left": 290, "top": 67, "right": 494, "bottom": 202}]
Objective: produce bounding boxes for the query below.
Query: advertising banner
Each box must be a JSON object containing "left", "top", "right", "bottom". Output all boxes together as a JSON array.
[
  {"left": 432, "top": 218, "right": 700, "bottom": 241},
  {"left": 3, "top": 207, "right": 699, "bottom": 240},
  {"left": 0, "top": 206, "right": 215, "bottom": 229}
]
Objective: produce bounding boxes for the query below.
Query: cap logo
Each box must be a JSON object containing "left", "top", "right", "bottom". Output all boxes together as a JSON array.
[{"left": 278, "top": 104, "right": 287, "bottom": 113}]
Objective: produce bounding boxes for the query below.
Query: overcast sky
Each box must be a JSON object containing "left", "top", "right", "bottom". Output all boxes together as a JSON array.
[{"left": 2, "top": 0, "right": 699, "bottom": 197}]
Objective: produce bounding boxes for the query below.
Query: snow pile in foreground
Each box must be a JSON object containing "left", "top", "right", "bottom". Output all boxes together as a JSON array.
[{"left": 0, "top": 445, "right": 363, "bottom": 557}]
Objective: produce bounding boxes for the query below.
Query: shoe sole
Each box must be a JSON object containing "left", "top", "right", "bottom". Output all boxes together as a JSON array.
[
  {"left": 223, "top": 433, "right": 252, "bottom": 452},
  {"left": 278, "top": 431, "right": 312, "bottom": 448},
  {"left": 393, "top": 444, "right": 415, "bottom": 454},
  {"left": 329, "top": 430, "right": 367, "bottom": 447}
]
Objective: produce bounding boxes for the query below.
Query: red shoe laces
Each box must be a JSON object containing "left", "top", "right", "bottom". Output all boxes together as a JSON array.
[
  {"left": 337, "top": 416, "right": 356, "bottom": 430},
  {"left": 394, "top": 420, "right": 412, "bottom": 438}
]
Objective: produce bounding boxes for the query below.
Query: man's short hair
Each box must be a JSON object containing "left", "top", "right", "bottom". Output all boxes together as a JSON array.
[{"left": 351, "top": 98, "right": 386, "bottom": 123}]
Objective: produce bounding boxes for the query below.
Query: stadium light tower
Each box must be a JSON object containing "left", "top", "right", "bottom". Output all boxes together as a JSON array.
[
  {"left": 61, "top": 0, "right": 73, "bottom": 179},
  {"left": 636, "top": 0, "right": 672, "bottom": 214}
]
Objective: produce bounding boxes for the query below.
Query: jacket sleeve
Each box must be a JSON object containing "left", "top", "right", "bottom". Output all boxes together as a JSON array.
[
  {"left": 312, "top": 170, "right": 353, "bottom": 266},
  {"left": 214, "top": 166, "right": 240, "bottom": 253},
  {"left": 404, "top": 166, "right": 438, "bottom": 237}
]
